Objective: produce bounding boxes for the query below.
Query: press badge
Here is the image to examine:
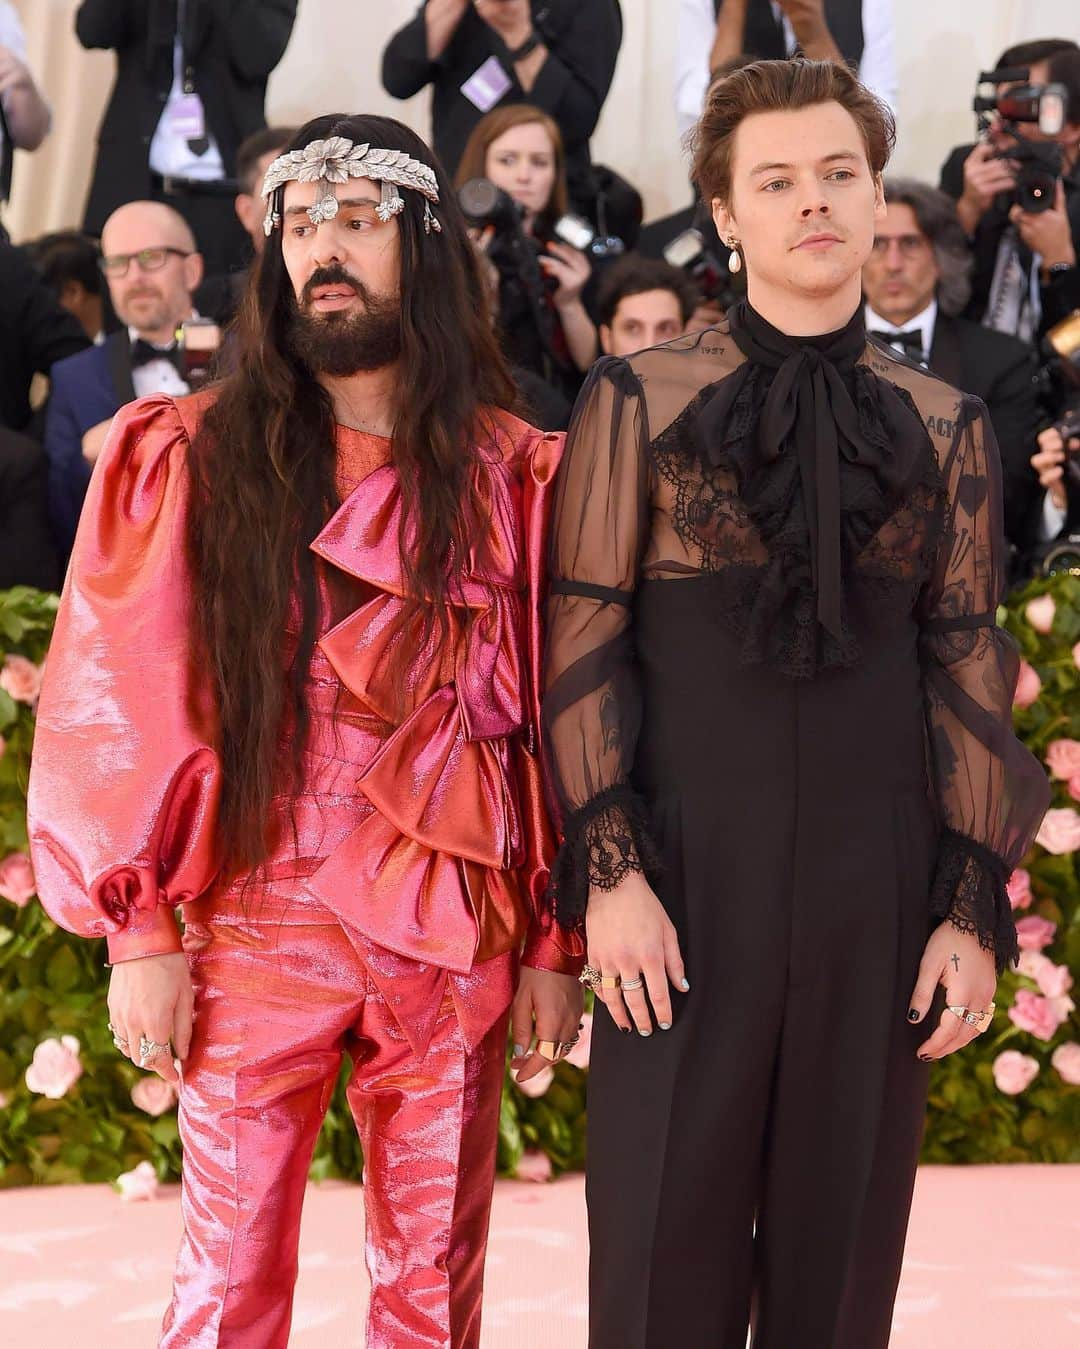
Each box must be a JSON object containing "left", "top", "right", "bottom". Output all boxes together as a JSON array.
[
  {"left": 166, "top": 92, "right": 206, "bottom": 141},
  {"left": 461, "top": 56, "right": 513, "bottom": 113}
]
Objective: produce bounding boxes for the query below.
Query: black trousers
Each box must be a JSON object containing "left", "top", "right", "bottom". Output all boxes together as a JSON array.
[{"left": 587, "top": 585, "right": 941, "bottom": 1348}]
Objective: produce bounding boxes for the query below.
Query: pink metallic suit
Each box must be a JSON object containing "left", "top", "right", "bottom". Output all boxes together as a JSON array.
[{"left": 28, "top": 393, "right": 583, "bottom": 1347}]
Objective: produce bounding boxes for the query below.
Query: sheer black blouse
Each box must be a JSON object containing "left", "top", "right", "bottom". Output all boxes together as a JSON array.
[{"left": 542, "top": 304, "right": 1051, "bottom": 971}]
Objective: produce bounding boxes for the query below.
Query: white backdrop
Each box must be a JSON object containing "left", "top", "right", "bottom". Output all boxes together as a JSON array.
[{"left": 7, "top": 0, "right": 1078, "bottom": 244}]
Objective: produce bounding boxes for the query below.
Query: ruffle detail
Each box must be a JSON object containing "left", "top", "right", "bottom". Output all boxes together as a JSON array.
[
  {"left": 928, "top": 827, "right": 1018, "bottom": 974},
  {"left": 650, "top": 360, "right": 946, "bottom": 679},
  {"left": 547, "top": 783, "right": 663, "bottom": 928}
]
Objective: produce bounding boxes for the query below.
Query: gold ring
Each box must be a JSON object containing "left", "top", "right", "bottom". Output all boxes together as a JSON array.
[
  {"left": 536, "top": 1040, "right": 562, "bottom": 1062},
  {"left": 599, "top": 974, "right": 621, "bottom": 990},
  {"left": 579, "top": 964, "right": 602, "bottom": 989}
]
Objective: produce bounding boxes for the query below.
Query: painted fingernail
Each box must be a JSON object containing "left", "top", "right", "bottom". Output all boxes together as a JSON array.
[
  {"left": 513, "top": 1044, "right": 526, "bottom": 1058},
  {"left": 918, "top": 1053, "right": 932, "bottom": 1063},
  {"left": 659, "top": 1022, "right": 672, "bottom": 1031},
  {"left": 620, "top": 1026, "right": 632, "bottom": 1034},
  {"left": 908, "top": 1009, "right": 920, "bottom": 1022},
  {"left": 680, "top": 978, "right": 690, "bottom": 991},
  {"left": 639, "top": 1028, "right": 652, "bottom": 1037}
]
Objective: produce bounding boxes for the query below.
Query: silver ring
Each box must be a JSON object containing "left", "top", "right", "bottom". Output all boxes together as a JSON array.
[
  {"left": 138, "top": 1035, "right": 171, "bottom": 1066},
  {"left": 621, "top": 977, "right": 644, "bottom": 992}
]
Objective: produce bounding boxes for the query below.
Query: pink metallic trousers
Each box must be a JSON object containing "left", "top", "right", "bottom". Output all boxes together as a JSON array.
[{"left": 159, "top": 919, "right": 510, "bottom": 1348}]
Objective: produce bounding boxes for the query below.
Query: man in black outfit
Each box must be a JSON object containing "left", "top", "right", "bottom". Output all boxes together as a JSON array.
[
  {"left": 862, "top": 178, "right": 1042, "bottom": 569},
  {"left": 0, "top": 240, "right": 89, "bottom": 435},
  {"left": 939, "top": 39, "right": 1080, "bottom": 341},
  {"left": 0, "top": 430, "right": 59, "bottom": 591},
  {"left": 382, "top": 0, "right": 622, "bottom": 208},
  {"left": 75, "top": 0, "right": 297, "bottom": 279}
]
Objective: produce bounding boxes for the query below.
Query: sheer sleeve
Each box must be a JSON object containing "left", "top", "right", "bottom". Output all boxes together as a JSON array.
[
  {"left": 918, "top": 397, "right": 1051, "bottom": 971},
  {"left": 27, "top": 395, "right": 222, "bottom": 964},
  {"left": 542, "top": 357, "right": 661, "bottom": 927}
]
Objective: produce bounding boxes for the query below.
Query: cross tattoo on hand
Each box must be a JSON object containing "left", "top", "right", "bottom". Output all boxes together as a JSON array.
[{"left": 950, "top": 953, "right": 960, "bottom": 973}]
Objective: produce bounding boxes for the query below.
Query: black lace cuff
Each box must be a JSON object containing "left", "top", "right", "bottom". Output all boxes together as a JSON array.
[
  {"left": 547, "top": 784, "right": 663, "bottom": 929},
  {"left": 928, "top": 828, "right": 1018, "bottom": 974}
]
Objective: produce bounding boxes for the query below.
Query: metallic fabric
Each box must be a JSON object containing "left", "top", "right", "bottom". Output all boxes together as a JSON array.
[
  {"left": 27, "top": 393, "right": 584, "bottom": 997},
  {"left": 162, "top": 918, "right": 510, "bottom": 1348}
]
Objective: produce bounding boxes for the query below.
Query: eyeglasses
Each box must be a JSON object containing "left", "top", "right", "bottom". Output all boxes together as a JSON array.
[
  {"left": 99, "top": 247, "right": 191, "bottom": 277},
  {"left": 870, "top": 234, "right": 929, "bottom": 257}
]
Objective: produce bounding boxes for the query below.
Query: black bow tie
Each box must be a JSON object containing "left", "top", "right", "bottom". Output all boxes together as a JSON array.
[
  {"left": 131, "top": 337, "right": 182, "bottom": 372},
  {"left": 870, "top": 327, "right": 925, "bottom": 359}
]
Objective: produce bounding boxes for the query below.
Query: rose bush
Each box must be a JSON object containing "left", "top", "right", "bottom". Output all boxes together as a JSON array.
[{"left": 1, "top": 576, "right": 1076, "bottom": 1184}]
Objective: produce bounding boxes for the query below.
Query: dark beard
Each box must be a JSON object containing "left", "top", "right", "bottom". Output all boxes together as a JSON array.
[{"left": 285, "top": 266, "right": 402, "bottom": 377}]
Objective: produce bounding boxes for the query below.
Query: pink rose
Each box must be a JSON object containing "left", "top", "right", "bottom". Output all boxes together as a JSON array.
[
  {"left": 1036, "top": 807, "right": 1080, "bottom": 855},
  {"left": 1069, "top": 777, "right": 1080, "bottom": 804},
  {"left": 130, "top": 1076, "right": 177, "bottom": 1117},
  {"left": 24, "top": 1035, "right": 83, "bottom": 1099},
  {"left": 1024, "top": 594, "right": 1056, "bottom": 634},
  {"left": 1013, "top": 660, "right": 1042, "bottom": 708},
  {"left": 0, "top": 735, "right": 5, "bottom": 759},
  {"left": 564, "top": 1012, "right": 593, "bottom": 1070},
  {"left": 1008, "top": 988, "right": 1065, "bottom": 1041},
  {"left": 0, "top": 852, "right": 36, "bottom": 907},
  {"left": 1050, "top": 1042, "right": 1080, "bottom": 1086},
  {"left": 516, "top": 1065, "right": 554, "bottom": 1098},
  {"left": 1049, "top": 994, "right": 1075, "bottom": 1022},
  {"left": 0, "top": 653, "right": 42, "bottom": 704},
  {"left": 1036, "top": 960, "right": 1074, "bottom": 999},
  {"left": 116, "top": 1160, "right": 159, "bottom": 1202},
  {"left": 515, "top": 1149, "right": 553, "bottom": 1183},
  {"left": 992, "top": 1049, "right": 1040, "bottom": 1095},
  {"left": 1015, "top": 914, "right": 1057, "bottom": 951},
  {"left": 1073, "top": 641, "right": 1080, "bottom": 671},
  {"left": 1046, "top": 739, "right": 1080, "bottom": 781},
  {"left": 1006, "top": 868, "right": 1032, "bottom": 911}
]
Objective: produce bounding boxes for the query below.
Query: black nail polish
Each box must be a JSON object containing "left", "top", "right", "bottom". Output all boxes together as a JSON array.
[
  {"left": 918, "top": 1053, "right": 932, "bottom": 1063},
  {"left": 620, "top": 1026, "right": 632, "bottom": 1034},
  {"left": 908, "top": 1009, "right": 920, "bottom": 1022}
]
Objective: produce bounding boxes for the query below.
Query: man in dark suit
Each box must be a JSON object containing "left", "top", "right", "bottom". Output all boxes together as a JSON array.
[
  {"left": 862, "top": 178, "right": 1043, "bottom": 572},
  {"left": 45, "top": 200, "right": 202, "bottom": 560},
  {"left": 0, "top": 240, "right": 89, "bottom": 434},
  {"left": 0, "top": 429, "right": 59, "bottom": 591},
  {"left": 75, "top": 0, "right": 297, "bottom": 278}
]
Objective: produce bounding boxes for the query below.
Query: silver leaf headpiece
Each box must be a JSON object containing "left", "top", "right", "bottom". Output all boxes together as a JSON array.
[{"left": 261, "top": 136, "right": 442, "bottom": 237}]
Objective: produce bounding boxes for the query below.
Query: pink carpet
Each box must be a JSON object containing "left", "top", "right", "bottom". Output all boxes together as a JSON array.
[{"left": 1, "top": 1167, "right": 1078, "bottom": 1346}]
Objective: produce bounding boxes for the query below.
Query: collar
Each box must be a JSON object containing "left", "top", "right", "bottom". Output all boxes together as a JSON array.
[{"left": 864, "top": 298, "right": 937, "bottom": 359}]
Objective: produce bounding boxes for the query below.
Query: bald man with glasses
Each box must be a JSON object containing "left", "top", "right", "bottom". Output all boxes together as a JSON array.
[{"left": 44, "top": 201, "right": 206, "bottom": 560}]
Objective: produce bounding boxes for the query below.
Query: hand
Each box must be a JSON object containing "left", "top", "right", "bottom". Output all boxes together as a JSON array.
[
  {"left": 539, "top": 240, "right": 591, "bottom": 309},
  {"left": 107, "top": 951, "right": 193, "bottom": 1085},
  {"left": 468, "top": 224, "right": 500, "bottom": 302},
  {"left": 82, "top": 417, "right": 113, "bottom": 465},
  {"left": 1010, "top": 179, "right": 1077, "bottom": 271},
  {"left": 960, "top": 139, "right": 1018, "bottom": 221},
  {"left": 510, "top": 967, "right": 584, "bottom": 1085},
  {"left": 908, "top": 924, "right": 997, "bottom": 1061},
  {"left": 1032, "top": 425, "right": 1075, "bottom": 512},
  {"left": 585, "top": 870, "right": 688, "bottom": 1036},
  {"left": 0, "top": 45, "right": 34, "bottom": 99},
  {"left": 474, "top": 0, "right": 533, "bottom": 48}
]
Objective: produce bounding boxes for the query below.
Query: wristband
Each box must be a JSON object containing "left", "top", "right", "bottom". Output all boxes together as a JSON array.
[{"left": 507, "top": 31, "right": 541, "bottom": 61}]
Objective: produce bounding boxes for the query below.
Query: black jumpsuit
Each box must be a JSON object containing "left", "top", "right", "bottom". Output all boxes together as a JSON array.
[{"left": 542, "top": 303, "right": 1049, "bottom": 1348}]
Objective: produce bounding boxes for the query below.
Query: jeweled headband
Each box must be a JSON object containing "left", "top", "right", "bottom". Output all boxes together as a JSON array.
[{"left": 261, "top": 135, "right": 442, "bottom": 238}]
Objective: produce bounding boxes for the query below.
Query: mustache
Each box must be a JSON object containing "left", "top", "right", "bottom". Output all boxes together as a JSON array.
[{"left": 301, "top": 265, "right": 370, "bottom": 306}]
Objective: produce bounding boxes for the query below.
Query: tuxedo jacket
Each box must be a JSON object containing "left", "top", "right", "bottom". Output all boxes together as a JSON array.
[
  {"left": 0, "top": 428, "right": 59, "bottom": 591},
  {"left": 44, "top": 332, "right": 137, "bottom": 560},
  {"left": 75, "top": 0, "right": 296, "bottom": 236},
  {"left": 928, "top": 313, "right": 1042, "bottom": 554}
]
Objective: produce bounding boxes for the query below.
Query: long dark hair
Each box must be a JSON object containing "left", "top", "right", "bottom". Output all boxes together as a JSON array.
[{"left": 186, "top": 113, "right": 517, "bottom": 878}]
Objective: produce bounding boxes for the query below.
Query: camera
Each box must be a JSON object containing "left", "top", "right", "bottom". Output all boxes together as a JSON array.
[
  {"left": 458, "top": 177, "right": 522, "bottom": 235},
  {"left": 972, "top": 66, "right": 1067, "bottom": 213},
  {"left": 553, "top": 212, "right": 625, "bottom": 261},
  {"left": 663, "top": 228, "right": 739, "bottom": 307},
  {"left": 178, "top": 317, "right": 221, "bottom": 388}
]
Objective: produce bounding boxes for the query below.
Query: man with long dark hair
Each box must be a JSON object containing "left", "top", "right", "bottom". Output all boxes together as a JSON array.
[{"left": 28, "top": 113, "right": 584, "bottom": 1348}]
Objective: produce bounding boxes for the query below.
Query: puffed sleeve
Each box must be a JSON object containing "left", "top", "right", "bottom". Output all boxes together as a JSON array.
[
  {"left": 517, "top": 428, "right": 585, "bottom": 975},
  {"left": 542, "top": 357, "right": 661, "bottom": 929},
  {"left": 27, "top": 395, "right": 222, "bottom": 964},
  {"left": 919, "top": 397, "right": 1051, "bottom": 972}
]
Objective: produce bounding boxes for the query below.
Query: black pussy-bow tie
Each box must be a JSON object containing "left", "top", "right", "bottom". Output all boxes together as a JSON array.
[
  {"left": 696, "top": 300, "right": 931, "bottom": 643},
  {"left": 870, "top": 327, "right": 925, "bottom": 358},
  {"left": 130, "top": 337, "right": 182, "bottom": 372}
]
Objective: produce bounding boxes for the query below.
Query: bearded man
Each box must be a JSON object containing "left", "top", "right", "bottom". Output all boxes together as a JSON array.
[{"left": 28, "top": 113, "right": 583, "bottom": 1349}]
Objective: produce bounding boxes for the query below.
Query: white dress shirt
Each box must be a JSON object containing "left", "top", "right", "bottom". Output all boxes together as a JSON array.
[
  {"left": 128, "top": 326, "right": 191, "bottom": 400},
  {"left": 0, "top": 0, "right": 28, "bottom": 161},
  {"left": 148, "top": 0, "right": 225, "bottom": 181},
  {"left": 864, "top": 298, "right": 936, "bottom": 365},
  {"left": 674, "top": 0, "right": 898, "bottom": 139}
]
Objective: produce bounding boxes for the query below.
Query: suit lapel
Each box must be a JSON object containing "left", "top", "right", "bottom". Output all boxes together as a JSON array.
[
  {"left": 106, "top": 331, "right": 137, "bottom": 406},
  {"left": 928, "top": 314, "right": 964, "bottom": 389}
]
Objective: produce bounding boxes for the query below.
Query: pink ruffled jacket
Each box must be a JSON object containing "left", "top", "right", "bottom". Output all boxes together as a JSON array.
[{"left": 28, "top": 394, "right": 583, "bottom": 1044}]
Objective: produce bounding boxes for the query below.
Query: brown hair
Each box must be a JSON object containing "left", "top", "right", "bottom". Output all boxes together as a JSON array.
[
  {"left": 454, "top": 104, "right": 569, "bottom": 231},
  {"left": 186, "top": 113, "right": 517, "bottom": 880},
  {"left": 692, "top": 59, "right": 896, "bottom": 208}
]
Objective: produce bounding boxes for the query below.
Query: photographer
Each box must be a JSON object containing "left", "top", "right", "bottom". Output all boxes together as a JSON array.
[
  {"left": 940, "top": 39, "right": 1080, "bottom": 341},
  {"left": 456, "top": 104, "right": 597, "bottom": 402},
  {"left": 1031, "top": 417, "right": 1080, "bottom": 550}
]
